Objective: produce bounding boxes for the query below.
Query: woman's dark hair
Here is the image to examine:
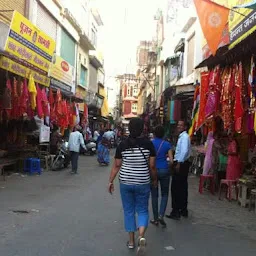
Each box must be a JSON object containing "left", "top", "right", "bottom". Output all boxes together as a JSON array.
[
  {"left": 129, "top": 118, "right": 144, "bottom": 138},
  {"left": 154, "top": 125, "right": 165, "bottom": 139},
  {"left": 125, "top": 118, "right": 144, "bottom": 149}
]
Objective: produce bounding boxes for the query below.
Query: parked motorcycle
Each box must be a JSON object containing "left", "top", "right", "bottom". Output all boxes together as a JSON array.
[
  {"left": 80, "top": 140, "right": 97, "bottom": 155},
  {"left": 52, "top": 141, "right": 71, "bottom": 171}
]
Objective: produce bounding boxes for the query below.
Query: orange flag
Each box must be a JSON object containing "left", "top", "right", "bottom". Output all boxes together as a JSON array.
[{"left": 194, "top": 0, "right": 229, "bottom": 56}]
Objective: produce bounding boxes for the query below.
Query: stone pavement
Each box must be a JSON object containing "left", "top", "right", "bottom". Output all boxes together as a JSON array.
[
  {"left": 188, "top": 176, "right": 256, "bottom": 241},
  {"left": 0, "top": 152, "right": 255, "bottom": 255}
]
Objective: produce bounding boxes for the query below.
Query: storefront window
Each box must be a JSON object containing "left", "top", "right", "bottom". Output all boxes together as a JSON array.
[{"left": 61, "top": 29, "right": 76, "bottom": 66}]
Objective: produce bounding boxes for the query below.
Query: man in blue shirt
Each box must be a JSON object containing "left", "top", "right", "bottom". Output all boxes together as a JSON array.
[{"left": 166, "top": 120, "right": 191, "bottom": 220}]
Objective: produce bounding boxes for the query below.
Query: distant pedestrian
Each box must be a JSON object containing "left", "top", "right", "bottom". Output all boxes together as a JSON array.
[
  {"left": 166, "top": 120, "right": 191, "bottom": 220},
  {"left": 97, "top": 136, "right": 110, "bottom": 166},
  {"left": 108, "top": 117, "right": 157, "bottom": 254},
  {"left": 68, "top": 125, "right": 86, "bottom": 174},
  {"left": 151, "top": 125, "right": 173, "bottom": 227}
]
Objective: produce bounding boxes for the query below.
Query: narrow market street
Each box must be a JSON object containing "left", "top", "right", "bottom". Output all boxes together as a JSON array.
[{"left": 0, "top": 152, "right": 255, "bottom": 256}]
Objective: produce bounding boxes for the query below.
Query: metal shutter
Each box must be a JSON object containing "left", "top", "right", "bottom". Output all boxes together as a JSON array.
[{"left": 36, "top": 3, "right": 57, "bottom": 41}]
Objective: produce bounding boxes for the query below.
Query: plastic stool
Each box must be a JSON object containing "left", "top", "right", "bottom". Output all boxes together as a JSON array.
[
  {"left": 219, "top": 179, "right": 238, "bottom": 201},
  {"left": 199, "top": 174, "right": 215, "bottom": 194},
  {"left": 24, "top": 158, "right": 41, "bottom": 175}
]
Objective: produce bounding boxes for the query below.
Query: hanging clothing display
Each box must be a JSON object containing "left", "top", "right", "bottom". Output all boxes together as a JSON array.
[
  {"left": 197, "top": 71, "right": 209, "bottom": 129},
  {"left": 28, "top": 75, "right": 37, "bottom": 110}
]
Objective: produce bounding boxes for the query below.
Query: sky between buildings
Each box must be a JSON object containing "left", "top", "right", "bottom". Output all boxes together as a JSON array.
[{"left": 93, "top": 0, "right": 165, "bottom": 108}]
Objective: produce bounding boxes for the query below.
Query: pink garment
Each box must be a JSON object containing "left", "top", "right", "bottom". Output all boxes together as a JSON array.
[
  {"left": 203, "top": 132, "right": 214, "bottom": 175},
  {"left": 226, "top": 140, "right": 242, "bottom": 180}
]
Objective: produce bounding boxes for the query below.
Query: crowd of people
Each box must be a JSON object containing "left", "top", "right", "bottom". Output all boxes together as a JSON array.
[
  {"left": 108, "top": 118, "right": 191, "bottom": 255},
  {"left": 50, "top": 118, "right": 191, "bottom": 255}
]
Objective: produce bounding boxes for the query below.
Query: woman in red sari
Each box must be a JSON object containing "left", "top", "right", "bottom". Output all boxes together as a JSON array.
[{"left": 226, "top": 131, "right": 242, "bottom": 181}]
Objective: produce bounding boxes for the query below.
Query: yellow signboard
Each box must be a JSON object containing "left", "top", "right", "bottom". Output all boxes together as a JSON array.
[
  {"left": 4, "top": 11, "right": 56, "bottom": 74},
  {"left": 0, "top": 56, "right": 50, "bottom": 87},
  {"left": 228, "top": 0, "right": 256, "bottom": 49},
  {"left": 49, "top": 55, "right": 74, "bottom": 86}
]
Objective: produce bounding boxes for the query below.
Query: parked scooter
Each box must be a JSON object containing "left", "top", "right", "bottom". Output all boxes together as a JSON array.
[
  {"left": 80, "top": 140, "right": 97, "bottom": 156},
  {"left": 52, "top": 141, "right": 71, "bottom": 171}
]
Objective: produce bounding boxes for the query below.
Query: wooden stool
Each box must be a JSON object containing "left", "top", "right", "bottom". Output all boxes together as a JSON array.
[
  {"left": 219, "top": 179, "right": 238, "bottom": 201},
  {"left": 249, "top": 189, "right": 256, "bottom": 213}
]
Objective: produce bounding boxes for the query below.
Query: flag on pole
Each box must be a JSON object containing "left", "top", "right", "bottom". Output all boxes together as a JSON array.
[{"left": 194, "top": 0, "right": 230, "bottom": 56}]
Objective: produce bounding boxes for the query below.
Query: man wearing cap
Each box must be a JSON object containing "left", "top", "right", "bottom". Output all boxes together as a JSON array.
[{"left": 68, "top": 125, "right": 86, "bottom": 174}]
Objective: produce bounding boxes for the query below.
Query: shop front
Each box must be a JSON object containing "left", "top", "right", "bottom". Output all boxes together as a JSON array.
[
  {"left": 191, "top": 1, "right": 256, "bottom": 206},
  {"left": 0, "top": 10, "right": 56, "bottom": 176}
]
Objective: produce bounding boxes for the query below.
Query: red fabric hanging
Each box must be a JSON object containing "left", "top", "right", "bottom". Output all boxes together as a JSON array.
[
  {"left": 36, "top": 84, "right": 44, "bottom": 118},
  {"left": 234, "top": 63, "right": 244, "bottom": 133},
  {"left": 49, "top": 88, "right": 54, "bottom": 106},
  {"left": 11, "top": 78, "right": 20, "bottom": 119},
  {"left": 20, "top": 79, "right": 29, "bottom": 115},
  {"left": 173, "top": 100, "right": 181, "bottom": 121},
  {"left": 197, "top": 71, "right": 209, "bottom": 129},
  {"left": 56, "top": 89, "right": 62, "bottom": 117},
  {"left": 41, "top": 88, "right": 49, "bottom": 117}
]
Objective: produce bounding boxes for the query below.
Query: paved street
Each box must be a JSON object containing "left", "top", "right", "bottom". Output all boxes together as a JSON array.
[{"left": 0, "top": 152, "right": 255, "bottom": 256}]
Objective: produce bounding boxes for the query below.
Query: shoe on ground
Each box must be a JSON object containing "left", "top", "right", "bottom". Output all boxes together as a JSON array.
[
  {"left": 137, "top": 237, "right": 146, "bottom": 255},
  {"left": 180, "top": 210, "right": 188, "bottom": 218},
  {"left": 166, "top": 212, "right": 180, "bottom": 220},
  {"left": 158, "top": 216, "right": 167, "bottom": 227}
]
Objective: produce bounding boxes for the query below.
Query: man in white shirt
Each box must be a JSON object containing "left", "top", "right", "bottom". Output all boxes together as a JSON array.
[
  {"left": 68, "top": 125, "right": 86, "bottom": 174},
  {"left": 166, "top": 120, "right": 191, "bottom": 220}
]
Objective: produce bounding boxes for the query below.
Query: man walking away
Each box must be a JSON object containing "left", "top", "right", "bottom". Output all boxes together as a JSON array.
[
  {"left": 68, "top": 125, "right": 86, "bottom": 174},
  {"left": 166, "top": 120, "right": 191, "bottom": 220}
]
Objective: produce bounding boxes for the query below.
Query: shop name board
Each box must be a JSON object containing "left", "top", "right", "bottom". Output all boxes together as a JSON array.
[
  {"left": 4, "top": 11, "right": 56, "bottom": 74},
  {"left": 49, "top": 55, "right": 74, "bottom": 87},
  {"left": 0, "top": 56, "right": 50, "bottom": 87},
  {"left": 230, "top": 10, "right": 256, "bottom": 47}
]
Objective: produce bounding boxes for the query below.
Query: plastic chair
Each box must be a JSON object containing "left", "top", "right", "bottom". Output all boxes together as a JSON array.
[
  {"left": 219, "top": 179, "right": 238, "bottom": 201},
  {"left": 24, "top": 158, "right": 41, "bottom": 175},
  {"left": 199, "top": 174, "right": 215, "bottom": 194}
]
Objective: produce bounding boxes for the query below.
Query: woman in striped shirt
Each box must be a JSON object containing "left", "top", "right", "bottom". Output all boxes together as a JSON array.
[{"left": 108, "top": 118, "right": 157, "bottom": 254}]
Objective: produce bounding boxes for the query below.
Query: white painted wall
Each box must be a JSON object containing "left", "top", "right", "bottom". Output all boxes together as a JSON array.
[
  {"left": 183, "top": 18, "right": 203, "bottom": 78},
  {"left": 28, "top": 0, "right": 80, "bottom": 42}
]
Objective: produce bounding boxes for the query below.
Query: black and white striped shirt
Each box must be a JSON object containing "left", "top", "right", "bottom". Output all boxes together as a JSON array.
[{"left": 115, "top": 137, "right": 156, "bottom": 185}]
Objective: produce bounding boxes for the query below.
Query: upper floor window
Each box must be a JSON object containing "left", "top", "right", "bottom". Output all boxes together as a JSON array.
[
  {"left": 127, "top": 87, "right": 130, "bottom": 96},
  {"left": 91, "top": 28, "right": 97, "bottom": 46},
  {"left": 132, "top": 103, "right": 138, "bottom": 112},
  {"left": 133, "top": 88, "right": 138, "bottom": 96},
  {"left": 80, "top": 64, "right": 88, "bottom": 87}
]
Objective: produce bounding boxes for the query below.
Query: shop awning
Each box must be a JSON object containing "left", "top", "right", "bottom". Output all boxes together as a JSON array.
[
  {"left": 174, "top": 39, "right": 185, "bottom": 53},
  {"left": 165, "top": 53, "right": 180, "bottom": 65}
]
